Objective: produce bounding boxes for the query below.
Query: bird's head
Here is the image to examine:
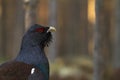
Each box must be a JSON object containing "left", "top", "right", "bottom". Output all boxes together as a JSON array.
[{"left": 23, "top": 24, "right": 56, "bottom": 48}]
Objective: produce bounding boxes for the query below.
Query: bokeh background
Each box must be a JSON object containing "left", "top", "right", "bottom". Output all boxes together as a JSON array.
[{"left": 0, "top": 0, "right": 119, "bottom": 80}]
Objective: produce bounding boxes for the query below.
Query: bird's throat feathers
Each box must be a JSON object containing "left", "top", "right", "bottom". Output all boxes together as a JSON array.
[{"left": 21, "top": 31, "right": 52, "bottom": 49}]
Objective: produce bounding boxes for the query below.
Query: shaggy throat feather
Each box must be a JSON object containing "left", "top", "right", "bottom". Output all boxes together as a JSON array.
[{"left": 39, "top": 33, "right": 52, "bottom": 47}]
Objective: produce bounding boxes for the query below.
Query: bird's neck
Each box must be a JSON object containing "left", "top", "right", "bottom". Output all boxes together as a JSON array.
[{"left": 16, "top": 45, "right": 48, "bottom": 65}]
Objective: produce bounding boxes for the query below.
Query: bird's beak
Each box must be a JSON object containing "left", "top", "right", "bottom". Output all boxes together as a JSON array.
[{"left": 47, "top": 26, "right": 56, "bottom": 33}]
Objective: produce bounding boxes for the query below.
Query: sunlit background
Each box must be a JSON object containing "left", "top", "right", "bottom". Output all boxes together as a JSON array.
[{"left": 0, "top": 0, "right": 118, "bottom": 80}]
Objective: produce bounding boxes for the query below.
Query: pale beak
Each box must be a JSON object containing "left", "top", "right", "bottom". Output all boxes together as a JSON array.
[{"left": 47, "top": 26, "right": 56, "bottom": 33}]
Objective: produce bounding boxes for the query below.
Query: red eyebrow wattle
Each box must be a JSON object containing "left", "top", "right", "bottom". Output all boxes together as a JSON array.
[{"left": 35, "top": 28, "right": 45, "bottom": 32}]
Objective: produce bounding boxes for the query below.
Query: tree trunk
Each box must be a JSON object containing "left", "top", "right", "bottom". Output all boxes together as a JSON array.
[
  {"left": 12, "top": 0, "right": 25, "bottom": 58},
  {"left": 112, "top": 0, "right": 120, "bottom": 79},
  {"left": 48, "top": 0, "right": 57, "bottom": 61},
  {"left": 57, "top": 0, "right": 88, "bottom": 57},
  {"left": 94, "top": 0, "right": 113, "bottom": 80},
  {"left": 23, "top": 0, "right": 39, "bottom": 30},
  {"left": 0, "top": 0, "right": 3, "bottom": 56},
  {"left": 1, "top": 0, "right": 17, "bottom": 58},
  {"left": 114, "top": 0, "right": 120, "bottom": 68},
  {"left": 94, "top": 1, "right": 104, "bottom": 80}
]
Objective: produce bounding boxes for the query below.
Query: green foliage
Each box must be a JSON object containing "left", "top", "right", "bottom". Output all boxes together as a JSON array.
[{"left": 0, "top": 57, "right": 9, "bottom": 63}]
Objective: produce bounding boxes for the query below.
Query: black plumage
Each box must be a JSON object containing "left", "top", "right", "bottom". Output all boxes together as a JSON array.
[{"left": 0, "top": 24, "right": 56, "bottom": 80}]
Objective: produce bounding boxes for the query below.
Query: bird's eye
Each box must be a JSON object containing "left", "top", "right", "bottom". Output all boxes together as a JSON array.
[{"left": 35, "top": 28, "right": 45, "bottom": 33}]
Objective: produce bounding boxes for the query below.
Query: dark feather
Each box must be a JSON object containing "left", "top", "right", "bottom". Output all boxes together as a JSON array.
[{"left": 0, "top": 61, "right": 44, "bottom": 80}]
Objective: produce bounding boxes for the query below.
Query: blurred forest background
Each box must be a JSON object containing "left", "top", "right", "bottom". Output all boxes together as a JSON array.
[{"left": 0, "top": 0, "right": 120, "bottom": 80}]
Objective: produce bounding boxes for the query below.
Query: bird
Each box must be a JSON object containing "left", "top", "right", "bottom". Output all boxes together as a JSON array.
[{"left": 0, "top": 24, "right": 56, "bottom": 80}]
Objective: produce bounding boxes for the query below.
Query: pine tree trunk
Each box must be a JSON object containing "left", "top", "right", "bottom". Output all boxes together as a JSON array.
[
  {"left": 94, "top": 0, "right": 113, "bottom": 80},
  {"left": 114, "top": 0, "right": 120, "bottom": 68},
  {"left": 48, "top": 0, "right": 57, "bottom": 61},
  {"left": 94, "top": 1, "right": 104, "bottom": 80},
  {"left": 12, "top": 0, "right": 25, "bottom": 58},
  {"left": 0, "top": 0, "right": 3, "bottom": 56},
  {"left": 111, "top": 0, "right": 120, "bottom": 79},
  {"left": 1, "top": 0, "right": 17, "bottom": 58},
  {"left": 93, "top": 0, "right": 113, "bottom": 80},
  {"left": 23, "top": 0, "right": 39, "bottom": 30}
]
